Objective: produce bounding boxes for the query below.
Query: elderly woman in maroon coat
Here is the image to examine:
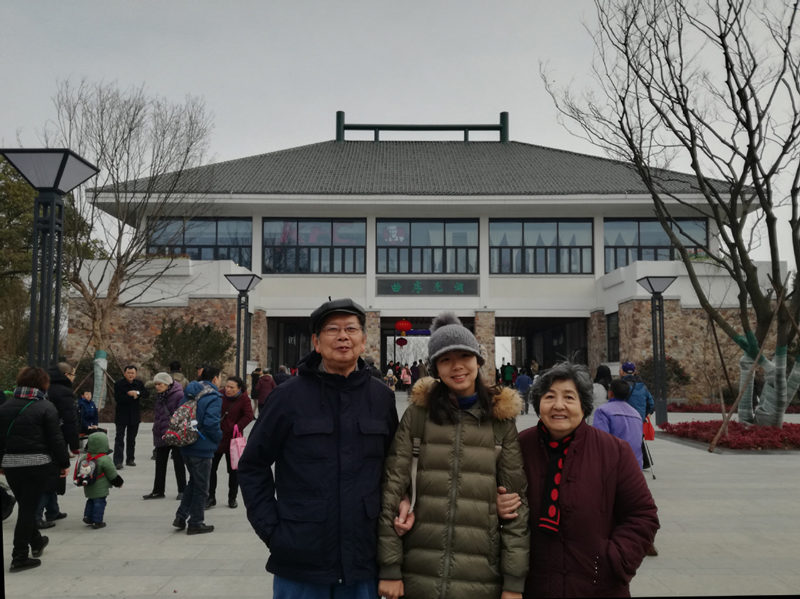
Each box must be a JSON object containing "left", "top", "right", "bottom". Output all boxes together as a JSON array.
[
  {"left": 143, "top": 373, "right": 186, "bottom": 500},
  {"left": 500, "top": 362, "right": 659, "bottom": 598},
  {"left": 207, "top": 375, "right": 254, "bottom": 509}
]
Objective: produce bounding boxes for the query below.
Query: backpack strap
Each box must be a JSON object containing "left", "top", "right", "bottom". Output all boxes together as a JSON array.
[{"left": 408, "top": 405, "right": 428, "bottom": 514}]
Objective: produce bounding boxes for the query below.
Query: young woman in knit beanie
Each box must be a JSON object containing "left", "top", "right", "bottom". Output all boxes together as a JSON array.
[{"left": 378, "top": 312, "right": 529, "bottom": 599}]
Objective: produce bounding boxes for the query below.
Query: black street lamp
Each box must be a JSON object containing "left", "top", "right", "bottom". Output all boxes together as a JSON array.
[
  {"left": 0, "top": 148, "right": 99, "bottom": 368},
  {"left": 224, "top": 273, "right": 261, "bottom": 382},
  {"left": 637, "top": 275, "right": 677, "bottom": 425}
]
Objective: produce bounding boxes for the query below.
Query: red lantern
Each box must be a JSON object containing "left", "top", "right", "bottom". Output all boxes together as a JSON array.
[
  {"left": 396, "top": 337, "right": 408, "bottom": 347},
  {"left": 395, "top": 319, "right": 412, "bottom": 336}
]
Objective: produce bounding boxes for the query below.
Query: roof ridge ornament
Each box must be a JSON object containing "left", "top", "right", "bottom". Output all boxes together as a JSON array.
[{"left": 335, "top": 111, "right": 509, "bottom": 143}]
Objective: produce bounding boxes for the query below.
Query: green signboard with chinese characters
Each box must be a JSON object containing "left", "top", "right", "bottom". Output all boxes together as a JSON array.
[{"left": 377, "top": 278, "right": 478, "bottom": 296}]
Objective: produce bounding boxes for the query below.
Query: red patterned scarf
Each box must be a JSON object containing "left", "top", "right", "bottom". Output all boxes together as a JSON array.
[{"left": 537, "top": 421, "right": 573, "bottom": 533}]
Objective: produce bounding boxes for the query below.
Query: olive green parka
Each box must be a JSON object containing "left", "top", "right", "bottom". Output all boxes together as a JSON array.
[{"left": 378, "top": 377, "right": 530, "bottom": 598}]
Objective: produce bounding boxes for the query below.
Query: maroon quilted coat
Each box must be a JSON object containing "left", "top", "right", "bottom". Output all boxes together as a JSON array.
[
  {"left": 520, "top": 421, "right": 659, "bottom": 598},
  {"left": 216, "top": 390, "right": 254, "bottom": 455}
]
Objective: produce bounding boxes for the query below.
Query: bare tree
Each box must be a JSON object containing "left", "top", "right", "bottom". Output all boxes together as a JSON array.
[
  {"left": 544, "top": 0, "right": 800, "bottom": 425},
  {"left": 44, "top": 79, "right": 213, "bottom": 406}
]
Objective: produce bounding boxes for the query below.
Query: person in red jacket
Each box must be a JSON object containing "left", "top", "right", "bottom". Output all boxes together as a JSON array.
[
  {"left": 499, "top": 362, "right": 659, "bottom": 597},
  {"left": 207, "top": 375, "right": 254, "bottom": 509}
]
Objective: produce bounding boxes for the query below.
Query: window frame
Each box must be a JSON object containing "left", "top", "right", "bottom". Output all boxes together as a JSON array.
[
  {"left": 262, "top": 218, "right": 366, "bottom": 275},
  {"left": 376, "top": 218, "right": 479, "bottom": 275},
  {"left": 488, "top": 218, "right": 594, "bottom": 275},
  {"left": 603, "top": 217, "right": 708, "bottom": 273},
  {"left": 147, "top": 217, "right": 252, "bottom": 269}
]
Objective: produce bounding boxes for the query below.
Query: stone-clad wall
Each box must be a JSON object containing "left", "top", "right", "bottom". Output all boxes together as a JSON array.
[
  {"left": 474, "top": 311, "right": 496, "bottom": 383},
  {"left": 587, "top": 310, "right": 607, "bottom": 377},
  {"left": 602, "top": 299, "right": 759, "bottom": 402},
  {"left": 365, "top": 311, "right": 381, "bottom": 364},
  {"left": 66, "top": 297, "right": 254, "bottom": 378}
]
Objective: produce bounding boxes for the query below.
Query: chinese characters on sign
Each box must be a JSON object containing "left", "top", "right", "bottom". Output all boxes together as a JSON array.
[{"left": 377, "top": 279, "right": 478, "bottom": 296}]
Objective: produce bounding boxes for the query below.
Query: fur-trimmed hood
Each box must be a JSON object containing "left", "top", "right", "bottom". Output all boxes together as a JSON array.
[{"left": 408, "top": 376, "right": 522, "bottom": 420}]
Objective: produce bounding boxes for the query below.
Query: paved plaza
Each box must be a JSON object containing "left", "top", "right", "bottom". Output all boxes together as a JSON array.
[{"left": 3, "top": 395, "right": 799, "bottom": 598}]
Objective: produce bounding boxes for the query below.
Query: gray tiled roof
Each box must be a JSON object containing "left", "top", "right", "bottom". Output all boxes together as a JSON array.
[{"left": 123, "top": 141, "right": 704, "bottom": 196}]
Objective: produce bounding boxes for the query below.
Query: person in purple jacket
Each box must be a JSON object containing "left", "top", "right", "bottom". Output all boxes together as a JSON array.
[
  {"left": 592, "top": 379, "right": 644, "bottom": 468},
  {"left": 142, "top": 373, "right": 186, "bottom": 500}
]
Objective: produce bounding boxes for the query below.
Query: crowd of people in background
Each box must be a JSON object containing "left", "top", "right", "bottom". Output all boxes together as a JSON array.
[{"left": 0, "top": 303, "right": 659, "bottom": 594}]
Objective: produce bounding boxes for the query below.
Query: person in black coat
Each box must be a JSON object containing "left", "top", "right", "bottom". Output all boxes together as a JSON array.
[
  {"left": 113, "top": 365, "right": 148, "bottom": 468},
  {"left": 35, "top": 363, "right": 80, "bottom": 528},
  {"left": 0, "top": 367, "right": 71, "bottom": 572}
]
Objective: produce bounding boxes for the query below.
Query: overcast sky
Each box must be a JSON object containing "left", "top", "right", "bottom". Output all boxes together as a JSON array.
[
  {"left": 1, "top": 0, "right": 600, "bottom": 160},
  {"left": 1, "top": 1, "right": 791, "bottom": 262}
]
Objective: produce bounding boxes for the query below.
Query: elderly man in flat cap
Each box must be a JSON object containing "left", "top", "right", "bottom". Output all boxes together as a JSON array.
[{"left": 239, "top": 298, "right": 398, "bottom": 599}]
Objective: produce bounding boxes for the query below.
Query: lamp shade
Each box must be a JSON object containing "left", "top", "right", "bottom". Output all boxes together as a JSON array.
[
  {"left": 0, "top": 148, "right": 98, "bottom": 194},
  {"left": 225, "top": 273, "right": 261, "bottom": 293},
  {"left": 637, "top": 276, "right": 677, "bottom": 295},
  {"left": 396, "top": 337, "right": 408, "bottom": 347},
  {"left": 395, "top": 319, "right": 412, "bottom": 332}
]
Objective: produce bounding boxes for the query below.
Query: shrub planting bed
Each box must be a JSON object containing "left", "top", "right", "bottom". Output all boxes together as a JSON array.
[
  {"left": 659, "top": 420, "right": 800, "bottom": 450},
  {"left": 668, "top": 402, "right": 800, "bottom": 414}
]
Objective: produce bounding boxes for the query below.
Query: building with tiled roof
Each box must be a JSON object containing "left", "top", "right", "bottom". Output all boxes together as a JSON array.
[{"left": 75, "top": 112, "right": 753, "bottom": 402}]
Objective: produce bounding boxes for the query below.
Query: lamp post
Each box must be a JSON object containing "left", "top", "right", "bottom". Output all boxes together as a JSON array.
[
  {"left": 224, "top": 273, "right": 261, "bottom": 382},
  {"left": 637, "top": 275, "right": 677, "bottom": 425},
  {"left": 0, "top": 148, "right": 99, "bottom": 368}
]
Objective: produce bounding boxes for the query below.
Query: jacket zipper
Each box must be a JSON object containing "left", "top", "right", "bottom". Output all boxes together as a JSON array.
[{"left": 439, "top": 411, "right": 462, "bottom": 598}]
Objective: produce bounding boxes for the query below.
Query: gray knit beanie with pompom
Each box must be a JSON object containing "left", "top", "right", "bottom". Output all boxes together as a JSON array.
[{"left": 427, "top": 312, "right": 484, "bottom": 367}]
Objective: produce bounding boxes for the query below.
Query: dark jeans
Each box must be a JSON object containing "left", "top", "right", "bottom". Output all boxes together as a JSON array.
[
  {"left": 152, "top": 446, "right": 186, "bottom": 495},
  {"left": 83, "top": 497, "right": 107, "bottom": 524},
  {"left": 5, "top": 465, "right": 49, "bottom": 560},
  {"left": 177, "top": 454, "right": 212, "bottom": 526},
  {"left": 35, "top": 490, "right": 60, "bottom": 522},
  {"left": 208, "top": 451, "right": 238, "bottom": 502},
  {"left": 114, "top": 420, "right": 140, "bottom": 464}
]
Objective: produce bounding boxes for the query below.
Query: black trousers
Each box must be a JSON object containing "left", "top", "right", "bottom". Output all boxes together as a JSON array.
[
  {"left": 114, "top": 420, "right": 140, "bottom": 464},
  {"left": 151, "top": 446, "right": 187, "bottom": 495},
  {"left": 208, "top": 451, "right": 238, "bottom": 502},
  {"left": 5, "top": 465, "right": 50, "bottom": 560}
]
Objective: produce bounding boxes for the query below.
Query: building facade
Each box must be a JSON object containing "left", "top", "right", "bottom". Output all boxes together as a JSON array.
[{"left": 69, "top": 113, "right": 762, "bottom": 400}]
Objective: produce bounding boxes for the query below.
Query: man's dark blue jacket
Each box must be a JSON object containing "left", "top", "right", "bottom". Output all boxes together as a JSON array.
[{"left": 238, "top": 351, "right": 398, "bottom": 585}]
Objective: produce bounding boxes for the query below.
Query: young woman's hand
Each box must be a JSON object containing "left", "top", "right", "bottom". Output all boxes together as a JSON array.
[
  {"left": 393, "top": 495, "right": 415, "bottom": 536},
  {"left": 378, "top": 579, "right": 404, "bottom": 599},
  {"left": 497, "top": 486, "right": 521, "bottom": 519}
]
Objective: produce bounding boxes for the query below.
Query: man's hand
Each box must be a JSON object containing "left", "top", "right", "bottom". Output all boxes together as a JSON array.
[
  {"left": 127, "top": 390, "right": 140, "bottom": 398},
  {"left": 59, "top": 468, "right": 69, "bottom": 478},
  {"left": 394, "top": 495, "right": 415, "bottom": 536},
  {"left": 497, "top": 486, "right": 521, "bottom": 520},
  {"left": 500, "top": 592, "right": 522, "bottom": 599},
  {"left": 378, "top": 579, "right": 404, "bottom": 599}
]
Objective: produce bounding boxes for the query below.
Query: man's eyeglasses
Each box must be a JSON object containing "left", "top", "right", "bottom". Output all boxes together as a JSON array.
[{"left": 320, "top": 325, "right": 363, "bottom": 337}]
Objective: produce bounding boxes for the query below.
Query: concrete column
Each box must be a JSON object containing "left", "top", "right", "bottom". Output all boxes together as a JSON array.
[
  {"left": 474, "top": 310, "right": 496, "bottom": 383},
  {"left": 587, "top": 309, "right": 606, "bottom": 377},
  {"left": 250, "top": 309, "right": 268, "bottom": 366}
]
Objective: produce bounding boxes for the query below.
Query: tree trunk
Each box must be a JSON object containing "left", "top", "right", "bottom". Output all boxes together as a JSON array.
[{"left": 92, "top": 349, "right": 108, "bottom": 411}]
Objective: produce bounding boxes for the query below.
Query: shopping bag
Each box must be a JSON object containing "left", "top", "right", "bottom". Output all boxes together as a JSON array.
[
  {"left": 643, "top": 416, "right": 656, "bottom": 441},
  {"left": 229, "top": 424, "right": 247, "bottom": 470}
]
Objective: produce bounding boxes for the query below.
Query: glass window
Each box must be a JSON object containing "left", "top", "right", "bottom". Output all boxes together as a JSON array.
[
  {"left": 262, "top": 219, "right": 366, "bottom": 274},
  {"left": 490, "top": 219, "right": 593, "bottom": 275},
  {"left": 524, "top": 222, "right": 557, "bottom": 247},
  {"left": 489, "top": 221, "right": 522, "bottom": 246},
  {"left": 377, "top": 221, "right": 409, "bottom": 245},
  {"left": 607, "top": 313, "right": 620, "bottom": 362},
  {"left": 333, "top": 221, "right": 366, "bottom": 246},
  {"left": 147, "top": 218, "right": 252, "bottom": 268},
  {"left": 184, "top": 220, "right": 216, "bottom": 246},
  {"left": 263, "top": 220, "right": 297, "bottom": 246},
  {"left": 411, "top": 222, "right": 444, "bottom": 247},
  {"left": 377, "top": 219, "right": 479, "bottom": 274},
  {"left": 604, "top": 218, "right": 707, "bottom": 272}
]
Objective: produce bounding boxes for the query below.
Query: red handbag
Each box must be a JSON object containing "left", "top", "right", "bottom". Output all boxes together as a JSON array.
[{"left": 643, "top": 416, "right": 655, "bottom": 441}]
